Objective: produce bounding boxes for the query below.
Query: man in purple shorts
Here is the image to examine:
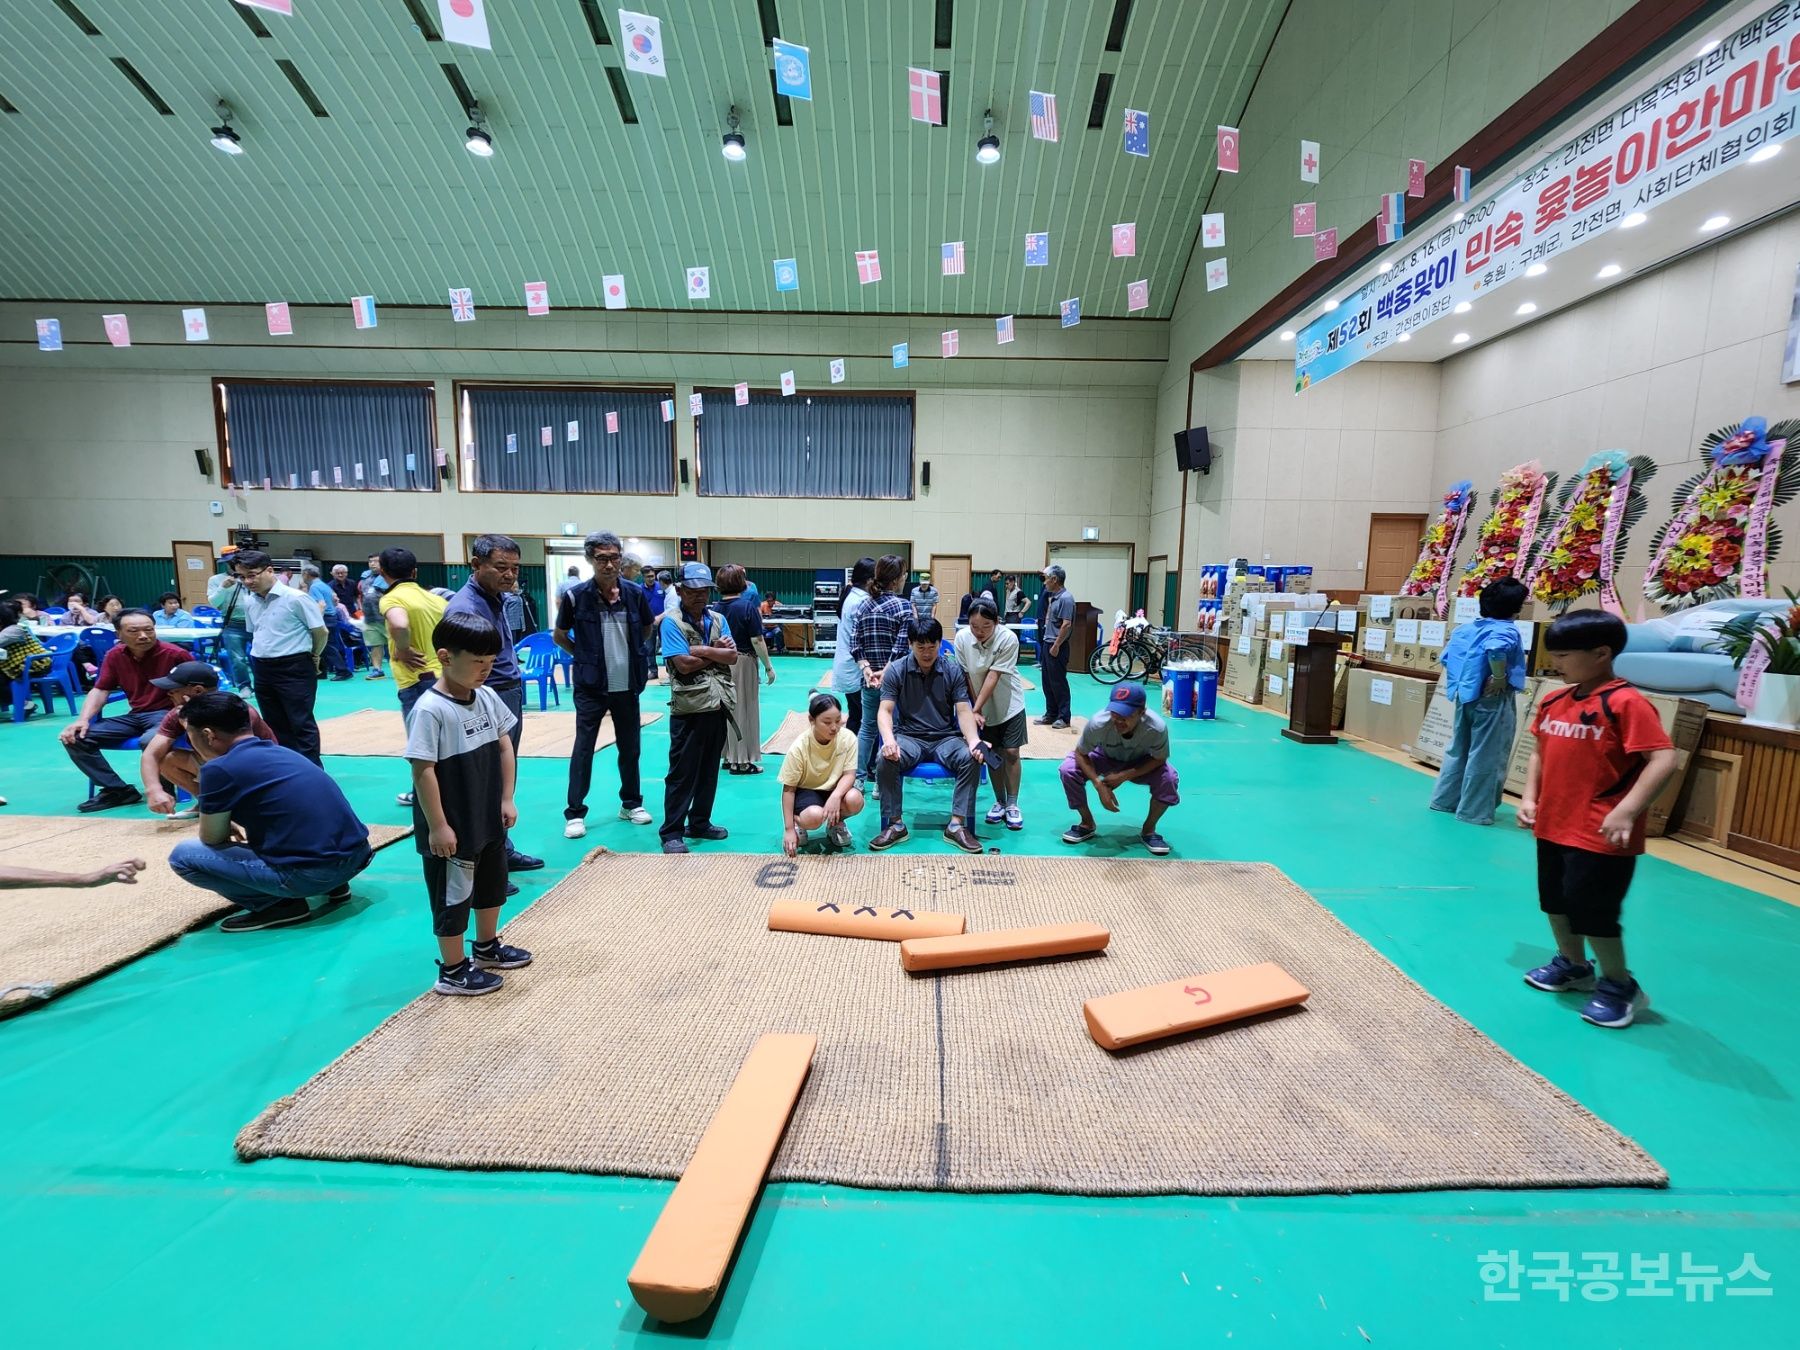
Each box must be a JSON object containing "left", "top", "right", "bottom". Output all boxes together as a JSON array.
[{"left": 1058, "top": 681, "right": 1178, "bottom": 856}]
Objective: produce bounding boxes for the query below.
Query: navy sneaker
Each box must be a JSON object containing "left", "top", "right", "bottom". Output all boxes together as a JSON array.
[
  {"left": 1141, "top": 832, "right": 1172, "bottom": 856},
  {"left": 472, "top": 936, "right": 533, "bottom": 970},
  {"left": 434, "top": 958, "right": 503, "bottom": 996},
  {"left": 1523, "top": 954, "right": 1597, "bottom": 993},
  {"left": 1061, "top": 822, "right": 1097, "bottom": 845},
  {"left": 1581, "top": 977, "right": 1647, "bottom": 1028},
  {"left": 219, "top": 898, "right": 314, "bottom": 932}
]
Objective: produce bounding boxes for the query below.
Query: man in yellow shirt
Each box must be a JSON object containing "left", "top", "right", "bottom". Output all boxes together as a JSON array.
[{"left": 377, "top": 547, "right": 446, "bottom": 809}]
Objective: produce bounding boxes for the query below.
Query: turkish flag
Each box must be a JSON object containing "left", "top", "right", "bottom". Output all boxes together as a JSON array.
[{"left": 1217, "top": 126, "right": 1240, "bottom": 173}]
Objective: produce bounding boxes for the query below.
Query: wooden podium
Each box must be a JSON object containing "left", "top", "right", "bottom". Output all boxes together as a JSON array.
[{"left": 1282, "top": 628, "right": 1348, "bottom": 745}]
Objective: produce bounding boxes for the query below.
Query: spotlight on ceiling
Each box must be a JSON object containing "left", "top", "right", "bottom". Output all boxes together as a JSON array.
[
  {"left": 1597, "top": 263, "right": 1623, "bottom": 279},
  {"left": 464, "top": 102, "right": 494, "bottom": 157},
  {"left": 1516, "top": 301, "right": 1538, "bottom": 315},
  {"left": 975, "top": 110, "right": 1001, "bottom": 165},
  {"left": 1701, "top": 214, "right": 1730, "bottom": 232},
  {"left": 209, "top": 100, "right": 243, "bottom": 156},
  {"left": 1525, "top": 262, "right": 1548, "bottom": 277},
  {"left": 1750, "top": 143, "right": 1782, "bottom": 163},
  {"left": 721, "top": 106, "right": 747, "bottom": 161},
  {"left": 1278, "top": 330, "right": 1295, "bottom": 341},
  {"left": 1620, "top": 211, "right": 1648, "bottom": 228},
  {"left": 1452, "top": 332, "right": 1470, "bottom": 344},
  {"left": 1453, "top": 300, "right": 1472, "bottom": 314}
]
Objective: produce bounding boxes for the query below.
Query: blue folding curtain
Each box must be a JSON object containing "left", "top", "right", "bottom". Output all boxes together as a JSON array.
[
  {"left": 697, "top": 392, "right": 913, "bottom": 498},
  {"left": 465, "top": 386, "right": 674, "bottom": 493},
  {"left": 221, "top": 382, "right": 438, "bottom": 490}
]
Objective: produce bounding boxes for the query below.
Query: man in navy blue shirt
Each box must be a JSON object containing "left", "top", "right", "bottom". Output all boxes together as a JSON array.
[
  {"left": 167, "top": 692, "right": 373, "bottom": 931},
  {"left": 443, "top": 533, "right": 543, "bottom": 873}
]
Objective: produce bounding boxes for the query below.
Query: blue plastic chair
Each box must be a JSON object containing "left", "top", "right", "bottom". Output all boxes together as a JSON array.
[
  {"left": 517, "top": 633, "right": 562, "bottom": 711},
  {"left": 10, "top": 632, "right": 82, "bottom": 722},
  {"left": 192, "top": 605, "right": 222, "bottom": 620},
  {"left": 43, "top": 607, "right": 69, "bottom": 620},
  {"left": 555, "top": 646, "right": 574, "bottom": 688},
  {"left": 83, "top": 730, "right": 191, "bottom": 806}
]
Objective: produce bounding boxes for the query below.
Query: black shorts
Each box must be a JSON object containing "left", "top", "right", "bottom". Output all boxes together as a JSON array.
[
  {"left": 793, "top": 787, "right": 833, "bottom": 813},
  {"left": 422, "top": 836, "right": 510, "bottom": 938},
  {"left": 1536, "top": 839, "right": 1635, "bottom": 939},
  {"left": 980, "top": 711, "right": 1028, "bottom": 750}
]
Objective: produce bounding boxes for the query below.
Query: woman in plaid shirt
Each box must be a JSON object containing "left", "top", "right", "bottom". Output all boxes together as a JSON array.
[{"left": 850, "top": 554, "right": 913, "bottom": 788}]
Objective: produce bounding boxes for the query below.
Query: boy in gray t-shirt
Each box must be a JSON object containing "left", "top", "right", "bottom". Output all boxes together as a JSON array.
[{"left": 1058, "top": 681, "right": 1180, "bottom": 857}]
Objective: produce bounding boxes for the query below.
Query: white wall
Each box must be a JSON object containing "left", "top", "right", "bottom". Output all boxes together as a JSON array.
[
  {"left": 0, "top": 302, "right": 1165, "bottom": 568},
  {"left": 1435, "top": 211, "right": 1800, "bottom": 608}
]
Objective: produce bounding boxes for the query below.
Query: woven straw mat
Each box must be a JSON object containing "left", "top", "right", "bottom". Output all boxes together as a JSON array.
[
  {"left": 318, "top": 708, "right": 661, "bottom": 759},
  {"left": 237, "top": 852, "right": 1664, "bottom": 1196}
]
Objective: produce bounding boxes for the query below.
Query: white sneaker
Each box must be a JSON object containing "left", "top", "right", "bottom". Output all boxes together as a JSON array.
[
  {"left": 396, "top": 791, "right": 415, "bottom": 807},
  {"left": 1004, "top": 805, "right": 1024, "bottom": 830},
  {"left": 828, "top": 823, "right": 853, "bottom": 849},
  {"left": 984, "top": 802, "right": 1008, "bottom": 824},
  {"left": 619, "top": 805, "right": 653, "bottom": 826},
  {"left": 563, "top": 818, "right": 587, "bottom": 840}
]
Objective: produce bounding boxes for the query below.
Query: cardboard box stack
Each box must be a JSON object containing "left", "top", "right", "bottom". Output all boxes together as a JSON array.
[
  {"left": 1222, "top": 629, "right": 1268, "bottom": 703},
  {"left": 1264, "top": 657, "right": 1296, "bottom": 716},
  {"left": 1356, "top": 595, "right": 1439, "bottom": 670},
  {"left": 1411, "top": 677, "right": 1546, "bottom": 771},
  {"left": 1342, "top": 668, "right": 1433, "bottom": 752}
]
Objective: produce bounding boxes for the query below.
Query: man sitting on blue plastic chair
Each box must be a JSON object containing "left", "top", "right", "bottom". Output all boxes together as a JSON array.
[
  {"left": 59, "top": 609, "right": 189, "bottom": 813},
  {"left": 870, "top": 617, "right": 987, "bottom": 855}
]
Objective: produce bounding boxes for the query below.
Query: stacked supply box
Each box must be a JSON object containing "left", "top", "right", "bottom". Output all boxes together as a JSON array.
[
  {"left": 1222, "top": 629, "right": 1268, "bottom": 703},
  {"left": 1411, "top": 677, "right": 1546, "bottom": 770},
  {"left": 1342, "top": 668, "right": 1433, "bottom": 751}
]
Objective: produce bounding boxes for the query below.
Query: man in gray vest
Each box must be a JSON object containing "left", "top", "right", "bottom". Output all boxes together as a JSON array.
[{"left": 658, "top": 563, "right": 738, "bottom": 854}]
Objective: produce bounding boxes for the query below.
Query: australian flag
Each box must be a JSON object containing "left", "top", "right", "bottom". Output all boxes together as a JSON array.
[
  {"left": 1024, "top": 231, "right": 1049, "bottom": 267},
  {"left": 1123, "top": 108, "right": 1149, "bottom": 158},
  {"left": 941, "top": 240, "right": 965, "bottom": 276}
]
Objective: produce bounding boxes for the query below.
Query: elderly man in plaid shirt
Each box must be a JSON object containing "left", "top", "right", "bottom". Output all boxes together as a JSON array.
[{"left": 848, "top": 554, "right": 914, "bottom": 791}]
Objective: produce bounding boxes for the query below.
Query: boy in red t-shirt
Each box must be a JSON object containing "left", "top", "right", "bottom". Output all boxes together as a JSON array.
[{"left": 1518, "top": 611, "right": 1677, "bottom": 1028}]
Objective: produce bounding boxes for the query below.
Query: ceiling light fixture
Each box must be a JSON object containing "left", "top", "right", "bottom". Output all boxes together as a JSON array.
[
  {"left": 1749, "top": 143, "right": 1782, "bottom": 163},
  {"left": 1452, "top": 211, "right": 1464, "bottom": 222},
  {"left": 1452, "top": 332, "right": 1470, "bottom": 344},
  {"left": 1396, "top": 332, "right": 1411, "bottom": 342},
  {"left": 1454, "top": 300, "right": 1472, "bottom": 314},
  {"left": 1597, "top": 263, "right": 1623, "bottom": 278},
  {"left": 1321, "top": 298, "right": 1339, "bottom": 312},
  {"left": 975, "top": 109, "right": 1001, "bottom": 165},
  {"left": 721, "top": 106, "right": 747, "bottom": 161},
  {"left": 1516, "top": 301, "right": 1538, "bottom": 315},
  {"left": 1279, "top": 330, "right": 1295, "bottom": 341},
  {"left": 1620, "top": 211, "right": 1648, "bottom": 228},
  {"left": 209, "top": 99, "right": 243, "bottom": 155},
  {"left": 1525, "top": 262, "right": 1548, "bottom": 277},
  {"left": 1701, "top": 213, "right": 1730, "bottom": 232},
  {"left": 464, "top": 101, "right": 494, "bottom": 157},
  {"left": 1377, "top": 262, "right": 1392, "bottom": 274}
]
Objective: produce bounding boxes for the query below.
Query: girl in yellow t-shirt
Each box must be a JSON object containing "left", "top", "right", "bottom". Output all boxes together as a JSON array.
[{"left": 779, "top": 692, "right": 865, "bottom": 855}]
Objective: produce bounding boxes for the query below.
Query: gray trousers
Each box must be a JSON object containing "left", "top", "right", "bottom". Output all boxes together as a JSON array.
[{"left": 876, "top": 734, "right": 979, "bottom": 828}]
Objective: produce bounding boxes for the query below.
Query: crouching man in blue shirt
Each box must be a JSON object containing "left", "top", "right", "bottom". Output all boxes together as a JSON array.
[{"left": 168, "top": 691, "right": 373, "bottom": 932}]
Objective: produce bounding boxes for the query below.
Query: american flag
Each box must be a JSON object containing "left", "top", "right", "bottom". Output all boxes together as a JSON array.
[
  {"left": 449, "top": 287, "right": 475, "bottom": 322},
  {"left": 856, "top": 250, "right": 882, "bottom": 284},
  {"left": 1030, "top": 90, "right": 1058, "bottom": 142},
  {"left": 908, "top": 67, "right": 941, "bottom": 125},
  {"left": 941, "top": 240, "right": 965, "bottom": 276},
  {"left": 941, "top": 329, "right": 959, "bottom": 357},
  {"left": 996, "top": 314, "right": 1014, "bottom": 345}
]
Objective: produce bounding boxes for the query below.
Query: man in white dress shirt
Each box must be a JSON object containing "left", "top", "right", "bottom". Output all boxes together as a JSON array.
[{"left": 232, "top": 549, "right": 328, "bottom": 764}]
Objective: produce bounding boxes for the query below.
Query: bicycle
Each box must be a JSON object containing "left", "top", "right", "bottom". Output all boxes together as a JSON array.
[{"left": 1089, "top": 616, "right": 1174, "bottom": 684}]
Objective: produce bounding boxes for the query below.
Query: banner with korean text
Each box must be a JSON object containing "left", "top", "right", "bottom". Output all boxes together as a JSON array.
[{"left": 1297, "top": 2, "right": 1800, "bottom": 390}]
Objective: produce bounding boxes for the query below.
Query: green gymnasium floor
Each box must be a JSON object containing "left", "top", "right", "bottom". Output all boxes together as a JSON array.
[{"left": 2, "top": 657, "right": 1796, "bottom": 1347}]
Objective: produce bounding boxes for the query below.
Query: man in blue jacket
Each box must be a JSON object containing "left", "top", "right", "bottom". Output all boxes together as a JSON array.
[{"left": 554, "top": 530, "right": 658, "bottom": 838}]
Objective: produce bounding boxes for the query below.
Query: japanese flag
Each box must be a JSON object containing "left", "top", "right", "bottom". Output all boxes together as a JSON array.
[
  {"left": 437, "top": 0, "right": 491, "bottom": 51},
  {"left": 602, "top": 275, "right": 628, "bottom": 309},
  {"left": 734, "top": 382, "right": 749, "bottom": 406},
  {"left": 780, "top": 370, "right": 796, "bottom": 396}
]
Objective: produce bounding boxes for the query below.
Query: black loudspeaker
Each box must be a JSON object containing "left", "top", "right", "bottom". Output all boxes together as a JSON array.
[
  {"left": 921, "top": 460, "right": 931, "bottom": 488},
  {"left": 680, "top": 458, "right": 690, "bottom": 486},
  {"left": 1174, "top": 427, "right": 1213, "bottom": 474},
  {"left": 194, "top": 447, "right": 213, "bottom": 478}
]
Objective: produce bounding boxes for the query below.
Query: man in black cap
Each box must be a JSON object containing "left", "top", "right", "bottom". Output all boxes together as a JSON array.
[{"left": 139, "top": 660, "right": 278, "bottom": 819}]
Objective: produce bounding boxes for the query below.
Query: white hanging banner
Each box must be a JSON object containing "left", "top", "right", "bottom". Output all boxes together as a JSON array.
[{"left": 1297, "top": 3, "right": 1800, "bottom": 390}]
